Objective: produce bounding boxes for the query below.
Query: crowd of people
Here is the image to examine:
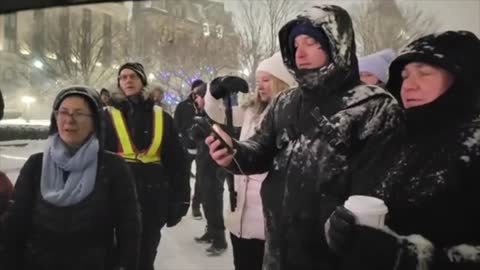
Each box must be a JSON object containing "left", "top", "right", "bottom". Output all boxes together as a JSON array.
[{"left": 0, "top": 3, "right": 479, "bottom": 270}]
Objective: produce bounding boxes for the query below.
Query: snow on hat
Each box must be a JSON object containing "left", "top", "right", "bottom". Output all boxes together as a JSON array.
[
  {"left": 359, "top": 48, "right": 396, "bottom": 83},
  {"left": 387, "top": 31, "right": 480, "bottom": 107},
  {"left": 256, "top": 52, "right": 297, "bottom": 87}
]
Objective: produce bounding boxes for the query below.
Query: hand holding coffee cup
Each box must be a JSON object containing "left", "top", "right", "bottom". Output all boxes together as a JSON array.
[
  {"left": 343, "top": 195, "right": 388, "bottom": 229},
  {"left": 325, "top": 196, "right": 389, "bottom": 254}
]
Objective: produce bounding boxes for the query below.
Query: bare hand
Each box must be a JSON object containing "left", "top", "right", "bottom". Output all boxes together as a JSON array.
[{"left": 205, "top": 124, "right": 234, "bottom": 167}]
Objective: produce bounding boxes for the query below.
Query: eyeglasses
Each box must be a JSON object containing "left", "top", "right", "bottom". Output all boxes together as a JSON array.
[
  {"left": 118, "top": 73, "right": 140, "bottom": 81},
  {"left": 54, "top": 110, "right": 92, "bottom": 123}
]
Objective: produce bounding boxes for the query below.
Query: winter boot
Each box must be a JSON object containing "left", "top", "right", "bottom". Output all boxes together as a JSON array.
[
  {"left": 206, "top": 231, "right": 227, "bottom": 256},
  {"left": 194, "top": 228, "right": 213, "bottom": 244},
  {"left": 192, "top": 207, "right": 202, "bottom": 220}
]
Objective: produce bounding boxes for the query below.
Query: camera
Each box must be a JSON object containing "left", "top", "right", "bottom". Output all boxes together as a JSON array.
[{"left": 209, "top": 76, "right": 249, "bottom": 100}]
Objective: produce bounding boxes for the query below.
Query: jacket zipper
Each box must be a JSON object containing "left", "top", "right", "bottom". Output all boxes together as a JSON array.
[{"left": 239, "top": 175, "right": 249, "bottom": 238}]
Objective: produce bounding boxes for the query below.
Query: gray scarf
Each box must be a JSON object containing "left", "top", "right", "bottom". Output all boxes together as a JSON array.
[{"left": 41, "top": 134, "right": 99, "bottom": 207}]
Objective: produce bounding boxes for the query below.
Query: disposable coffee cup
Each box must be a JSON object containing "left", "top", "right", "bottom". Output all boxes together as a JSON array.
[{"left": 344, "top": 195, "right": 388, "bottom": 228}]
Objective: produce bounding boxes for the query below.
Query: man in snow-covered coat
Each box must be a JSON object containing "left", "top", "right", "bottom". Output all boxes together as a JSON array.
[
  {"left": 205, "top": 4, "right": 403, "bottom": 270},
  {"left": 326, "top": 31, "right": 480, "bottom": 270}
]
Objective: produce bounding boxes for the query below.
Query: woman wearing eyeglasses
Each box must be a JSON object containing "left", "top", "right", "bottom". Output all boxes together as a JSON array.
[{"left": 3, "top": 86, "right": 141, "bottom": 270}]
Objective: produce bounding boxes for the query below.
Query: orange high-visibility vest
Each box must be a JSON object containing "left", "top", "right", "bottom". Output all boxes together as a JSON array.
[{"left": 108, "top": 105, "right": 164, "bottom": 163}]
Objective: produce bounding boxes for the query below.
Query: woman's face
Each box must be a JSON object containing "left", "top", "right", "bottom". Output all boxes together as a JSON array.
[
  {"left": 256, "top": 71, "right": 273, "bottom": 102},
  {"left": 55, "top": 96, "right": 94, "bottom": 148},
  {"left": 360, "top": 72, "right": 380, "bottom": 85},
  {"left": 400, "top": 62, "right": 454, "bottom": 109}
]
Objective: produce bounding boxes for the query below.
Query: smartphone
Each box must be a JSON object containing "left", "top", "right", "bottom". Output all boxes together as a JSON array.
[{"left": 193, "top": 116, "right": 234, "bottom": 154}]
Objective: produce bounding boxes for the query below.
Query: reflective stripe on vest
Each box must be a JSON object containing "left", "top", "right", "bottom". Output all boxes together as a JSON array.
[{"left": 108, "top": 105, "right": 164, "bottom": 163}]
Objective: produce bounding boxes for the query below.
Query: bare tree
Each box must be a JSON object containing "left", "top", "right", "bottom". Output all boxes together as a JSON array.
[
  {"left": 133, "top": 13, "right": 239, "bottom": 98},
  {"left": 23, "top": 8, "right": 128, "bottom": 88},
  {"left": 264, "top": 0, "right": 300, "bottom": 56},
  {"left": 352, "top": 0, "right": 438, "bottom": 55},
  {"left": 153, "top": 33, "right": 240, "bottom": 97},
  {"left": 235, "top": 0, "right": 300, "bottom": 86}
]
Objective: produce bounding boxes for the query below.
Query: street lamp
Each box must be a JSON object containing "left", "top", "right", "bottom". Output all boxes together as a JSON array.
[
  {"left": 203, "top": 22, "right": 210, "bottom": 37},
  {"left": 33, "top": 60, "right": 43, "bottom": 69},
  {"left": 21, "top": 96, "right": 36, "bottom": 123},
  {"left": 241, "top": 68, "right": 250, "bottom": 77},
  {"left": 216, "top": 25, "right": 223, "bottom": 39}
]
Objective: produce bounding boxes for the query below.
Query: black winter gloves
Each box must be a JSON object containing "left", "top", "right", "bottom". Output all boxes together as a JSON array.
[
  {"left": 209, "top": 76, "right": 249, "bottom": 100},
  {"left": 325, "top": 206, "right": 401, "bottom": 270},
  {"left": 325, "top": 206, "right": 356, "bottom": 254},
  {"left": 166, "top": 202, "right": 189, "bottom": 227},
  {"left": 190, "top": 116, "right": 211, "bottom": 140},
  {"left": 340, "top": 224, "right": 400, "bottom": 270}
]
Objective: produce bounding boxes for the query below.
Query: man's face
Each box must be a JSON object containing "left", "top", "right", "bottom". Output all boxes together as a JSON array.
[
  {"left": 101, "top": 93, "right": 110, "bottom": 104},
  {"left": 294, "top": 34, "right": 330, "bottom": 69},
  {"left": 119, "top": 68, "right": 143, "bottom": 96},
  {"left": 194, "top": 94, "right": 205, "bottom": 110},
  {"left": 400, "top": 62, "right": 453, "bottom": 109}
]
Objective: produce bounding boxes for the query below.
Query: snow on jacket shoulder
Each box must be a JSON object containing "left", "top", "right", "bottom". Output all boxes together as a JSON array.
[
  {"left": 229, "top": 81, "right": 403, "bottom": 270},
  {"left": 226, "top": 5, "right": 405, "bottom": 270},
  {"left": 345, "top": 31, "right": 480, "bottom": 270}
]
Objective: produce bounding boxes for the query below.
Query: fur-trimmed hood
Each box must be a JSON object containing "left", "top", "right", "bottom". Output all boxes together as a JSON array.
[{"left": 111, "top": 87, "right": 150, "bottom": 107}]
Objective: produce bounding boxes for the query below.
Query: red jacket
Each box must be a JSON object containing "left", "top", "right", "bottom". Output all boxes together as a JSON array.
[{"left": 0, "top": 171, "right": 13, "bottom": 216}]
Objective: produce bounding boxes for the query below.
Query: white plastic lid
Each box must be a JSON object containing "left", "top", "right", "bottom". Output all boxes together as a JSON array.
[{"left": 344, "top": 195, "right": 388, "bottom": 215}]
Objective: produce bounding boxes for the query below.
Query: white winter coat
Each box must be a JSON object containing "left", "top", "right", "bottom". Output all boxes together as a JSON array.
[{"left": 226, "top": 107, "right": 267, "bottom": 240}]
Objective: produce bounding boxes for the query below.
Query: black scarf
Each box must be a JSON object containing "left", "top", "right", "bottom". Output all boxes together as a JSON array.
[{"left": 405, "top": 83, "right": 477, "bottom": 139}]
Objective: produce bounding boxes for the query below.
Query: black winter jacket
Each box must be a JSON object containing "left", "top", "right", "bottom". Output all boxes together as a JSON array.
[
  {"left": 174, "top": 96, "right": 197, "bottom": 152},
  {"left": 105, "top": 93, "right": 190, "bottom": 224},
  {"left": 345, "top": 31, "right": 480, "bottom": 270},
  {"left": 0, "top": 89, "right": 4, "bottom": 120},
  {"left": 3, "top": 152, "right": 140, "bottom": 270},
  {"left": 229, "top": 5, "right": 404, "bottom": 270},
  {"left": 3, "top": 86, "right": 141, "bottom": 270}
]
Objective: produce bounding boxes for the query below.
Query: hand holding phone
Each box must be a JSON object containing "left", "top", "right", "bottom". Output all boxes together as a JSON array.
[{"left": 193, "top": 116, "right": 234, "bottom": 154}]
